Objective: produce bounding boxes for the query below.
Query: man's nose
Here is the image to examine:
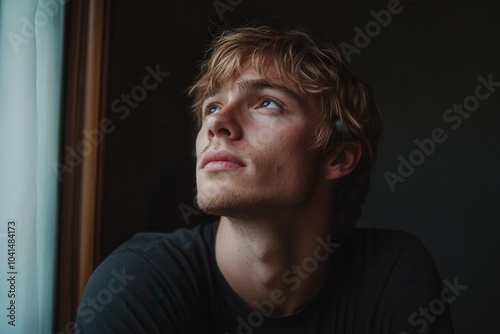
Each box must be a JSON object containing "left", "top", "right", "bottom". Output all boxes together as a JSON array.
[{"left": 205, "top": 103, "right": 242, "bottom": 141}]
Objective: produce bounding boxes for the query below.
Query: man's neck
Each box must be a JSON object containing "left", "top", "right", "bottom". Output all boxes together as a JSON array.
[{"left": 215, "top": 198, "right": 336, "bottom": 316}]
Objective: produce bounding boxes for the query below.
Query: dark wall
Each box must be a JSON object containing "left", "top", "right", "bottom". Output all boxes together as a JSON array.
[{"left": 99, "top": 1, "right": 500, "bottom": 333}]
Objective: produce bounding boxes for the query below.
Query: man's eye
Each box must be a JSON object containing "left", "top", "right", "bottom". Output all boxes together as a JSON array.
[
  {"left": 207, "top": 105, "right": 221, "bottom": 115},
  {"left": 259, "top": 99, "right": 280, "bottom": 109}
]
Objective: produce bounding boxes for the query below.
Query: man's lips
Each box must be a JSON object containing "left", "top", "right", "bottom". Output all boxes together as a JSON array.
[{"left": 200, "top": 150, "right": 245, "bottom": 171}]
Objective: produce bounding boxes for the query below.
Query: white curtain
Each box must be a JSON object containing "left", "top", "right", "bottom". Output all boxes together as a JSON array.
[{"left": 0, "top": 0, "right": 65, "bottom": 333}]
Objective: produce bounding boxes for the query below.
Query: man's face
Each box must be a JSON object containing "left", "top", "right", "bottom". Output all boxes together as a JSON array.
[{"left": 195, "top": 66, "right": 326, "bottom": 219}]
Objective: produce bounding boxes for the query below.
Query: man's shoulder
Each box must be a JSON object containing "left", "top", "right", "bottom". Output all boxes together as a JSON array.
[
  {"left": 96, "top": 221, "right": 219, "bottom": 284},
  {"left": 342, "top": 227, "right": 428, "bottom": 255},
  {"left": 351, "top": 227, "right": 422, "bottom": 244},
  {"left": 340, "top": 227, "right": 437, "bottom": 272},
  {"left": 328, "top": 227, "right": 441, "bottom": 299},
  {"left": 76, "top": 222, "right": 219, "bottom": 332},
  {"left": 334, "top": 228, "right": 454, "bottom": 333},
  {"left": 88, "top": 220, "right": 219, "bottom": 289},
  {"left": 111, "top": 221, "right": 218, "bottom": 261}
]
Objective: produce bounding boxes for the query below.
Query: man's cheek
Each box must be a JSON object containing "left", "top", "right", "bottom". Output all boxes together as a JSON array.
[{"left": 255, "top": 127, "right": 275, "bottom": 146}]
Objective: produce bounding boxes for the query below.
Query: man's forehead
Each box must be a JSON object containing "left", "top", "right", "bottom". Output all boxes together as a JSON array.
[
  {"left": 233, "top": 67, "right": 297, "bottom": 91},
  {"left": 207, "top": 67, "right": 310, "bottom": 105}
]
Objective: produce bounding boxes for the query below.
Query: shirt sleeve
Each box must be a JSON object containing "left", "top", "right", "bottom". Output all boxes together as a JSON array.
[
  {"left": 74, "top": 249, "right": 172, "bottom": 333},
  {"left": 374, "top": 233, "right": 455, "bottom": 334},
  {"left": 74, "top": 233, "right": 209, "bottom": 334}
]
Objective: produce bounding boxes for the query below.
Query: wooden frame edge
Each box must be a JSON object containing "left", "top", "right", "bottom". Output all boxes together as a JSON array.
[{"left": 54, "top": 0, "right": 112, "bottom": 331}]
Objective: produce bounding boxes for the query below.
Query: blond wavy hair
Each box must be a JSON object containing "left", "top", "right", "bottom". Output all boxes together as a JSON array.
[{"left": 189, "top": 26, "right": 382, "bottom": 227}]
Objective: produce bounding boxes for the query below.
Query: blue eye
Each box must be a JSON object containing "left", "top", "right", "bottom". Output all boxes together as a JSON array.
[
  {"left": 260, "top": 99, "right": 280, "bottom": 109},
  {"left": 207, "top": 105, "right": 220, "bottom": 115}
]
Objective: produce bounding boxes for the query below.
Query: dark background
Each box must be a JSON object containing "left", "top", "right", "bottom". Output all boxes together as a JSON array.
[{"left": 98, "top": 0, "right": 500, "bottom": 333}]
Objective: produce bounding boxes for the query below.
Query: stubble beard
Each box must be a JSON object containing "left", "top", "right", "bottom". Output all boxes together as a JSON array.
[
  {"left": 195, "top": 186, "right": 261, "bottom": 218},
  {"left": 195, "top": 181, "right": 315, "bottom": 222}
]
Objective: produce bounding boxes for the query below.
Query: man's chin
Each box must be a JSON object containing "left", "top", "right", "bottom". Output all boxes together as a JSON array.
[
  {"left": 195, "top": 193, "right": 262, "bottom": 218},
  {"left": 196, "top": 194, "right": 237, "bottom": 216}
]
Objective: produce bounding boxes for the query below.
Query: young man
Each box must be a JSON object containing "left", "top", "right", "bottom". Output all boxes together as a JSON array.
[{"left": 76, "top": 26, "right": 454, "bottom": 333}]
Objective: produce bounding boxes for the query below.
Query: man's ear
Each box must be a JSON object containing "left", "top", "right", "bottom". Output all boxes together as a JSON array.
[{"left": 323, "top": 141, "right": 362, "bottom": 181}]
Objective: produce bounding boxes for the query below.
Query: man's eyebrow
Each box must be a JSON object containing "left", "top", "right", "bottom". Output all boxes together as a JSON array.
[{"left": 236, "top": 79, "right": 304, "bottom": 105}]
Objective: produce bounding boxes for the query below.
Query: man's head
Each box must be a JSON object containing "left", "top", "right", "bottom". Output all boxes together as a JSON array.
[{"left": 190, "top": 26, "right": 382, "bottom": 227}]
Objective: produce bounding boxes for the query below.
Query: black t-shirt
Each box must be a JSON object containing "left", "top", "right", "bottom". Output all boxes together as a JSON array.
[{"left": 75, "top": 222, "right": 455, "bottom": 333}]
